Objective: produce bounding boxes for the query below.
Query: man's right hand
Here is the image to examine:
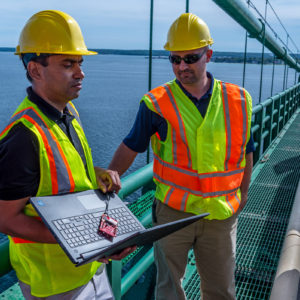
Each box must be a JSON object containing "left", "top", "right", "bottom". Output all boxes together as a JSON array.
[{"left": 98, "top": 246, "right": 137, "bottom": 264}]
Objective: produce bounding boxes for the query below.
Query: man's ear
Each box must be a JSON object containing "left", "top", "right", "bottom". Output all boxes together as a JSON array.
[
  {"left": 206, "top": 49, "right": 213, "bottom": 63},
  {"left": 27, "top": 61, "right": 43, "bottom": 81}
]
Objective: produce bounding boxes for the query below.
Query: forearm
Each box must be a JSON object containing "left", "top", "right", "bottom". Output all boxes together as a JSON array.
[
  {"left": 109, "top": 142, "right": 138, "bottom": 176},
  {"left": 6, "top": 214, "right": 57, "bottom": 243},
  {"left": 0, "top": 198, "right": 57, "bottom": 243}
]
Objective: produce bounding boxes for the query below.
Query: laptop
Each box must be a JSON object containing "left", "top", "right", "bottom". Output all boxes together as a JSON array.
[{"left": 30, "top": 189, "right": 209, "bottom": 266}]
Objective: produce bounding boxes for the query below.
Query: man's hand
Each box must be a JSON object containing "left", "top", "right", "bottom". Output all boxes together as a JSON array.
[
  {"left": 94, "top": 166, "right": 121, "bottom": 194},
  {"left": 98, "top": 246, "right": 137, "bottom": 264}
]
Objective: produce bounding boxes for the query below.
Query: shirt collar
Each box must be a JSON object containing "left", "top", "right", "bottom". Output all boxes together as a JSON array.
[
  {"left": 27, "top": 87, "right": 73, "bottom": 123},
  {"left": 176, "top": 72, "right": 214, "bottom": 102}
]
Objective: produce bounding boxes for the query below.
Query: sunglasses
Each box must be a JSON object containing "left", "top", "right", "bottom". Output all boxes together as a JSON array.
[{"left": 169, "top": 51, "right": 207, "bottom": 65}]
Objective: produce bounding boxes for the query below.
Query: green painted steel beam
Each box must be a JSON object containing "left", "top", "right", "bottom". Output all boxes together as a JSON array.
[
  {"left": 121, "top": 248, "right": 154, "bottom": 297},
  {"left": 118, "top": 162, "right": 153, "bottom": 199},
  {"left": 212, "top": 0, "right": 300, "bottom": 72}
]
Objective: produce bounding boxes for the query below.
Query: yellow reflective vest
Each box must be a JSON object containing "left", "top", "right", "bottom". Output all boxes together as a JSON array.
[
  {"left": 0, "top": 97, "right": 101, "bottom": 297},
  {"left": 142, "top": 79, "right": 252, "bottom": 220}
]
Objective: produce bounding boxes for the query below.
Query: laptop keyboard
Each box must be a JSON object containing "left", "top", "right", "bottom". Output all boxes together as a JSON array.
[{"left": 52, "top": 207, "right": 142, "bottom": 248}]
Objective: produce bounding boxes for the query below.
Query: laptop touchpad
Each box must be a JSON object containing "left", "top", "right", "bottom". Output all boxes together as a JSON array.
[{"left": 77, "top": 194, "right": 106, "bottom": 210}]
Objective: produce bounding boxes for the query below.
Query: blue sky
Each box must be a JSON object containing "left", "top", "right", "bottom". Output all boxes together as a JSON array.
[{"left": 1, "top": 0, "right": 299, "bottom": 53}]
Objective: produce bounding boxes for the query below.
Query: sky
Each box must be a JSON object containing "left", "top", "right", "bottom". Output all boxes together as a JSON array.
[{"left": 0, "top": 0, "right": 299, "bottom": 53}]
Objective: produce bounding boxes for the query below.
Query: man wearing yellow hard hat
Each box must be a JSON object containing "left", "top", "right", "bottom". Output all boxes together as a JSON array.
[
  {"left": 0, "top": 10, "right": 135, "bottom": 299},
  {"left": 109, "top": 13, "right": 255, "bottom": 299}
]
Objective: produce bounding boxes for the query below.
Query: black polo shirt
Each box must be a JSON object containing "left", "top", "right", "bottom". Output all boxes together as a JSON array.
[{"left": 0, "top": 87, "right": 87, "bottom": 200}]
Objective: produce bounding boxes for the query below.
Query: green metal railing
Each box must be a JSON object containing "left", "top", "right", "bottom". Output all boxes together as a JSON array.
[{"left": 252, "top": 83, "right": 300, "bottom": 164}]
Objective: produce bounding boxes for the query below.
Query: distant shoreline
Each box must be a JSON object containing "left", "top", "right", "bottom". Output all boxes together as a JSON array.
[{"left": 1, "top": 47, "right": 295, "bottom": 64}]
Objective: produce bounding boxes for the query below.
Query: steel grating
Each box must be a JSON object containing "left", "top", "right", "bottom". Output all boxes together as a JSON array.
[
  {"left": 121, "top": 190, "right": 155, "bottom": 266},
  {"left": 183, "top": 111, "right": 300, "bottom": 299},
  {"left": 127, "top": 190, "right": 155, "bottom": 220},
  {"left": 0, "top": 283, "right": 24, "bottom": 300}
]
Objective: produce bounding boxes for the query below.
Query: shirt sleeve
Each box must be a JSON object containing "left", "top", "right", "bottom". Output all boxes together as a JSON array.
[
  {"left": 123, "top": 101, "right": 161, "bottom": 153},
  {"left": 0, "top": 123, "right": 40, "bottom": 200},
  {"left": 246, "top": 131, "right": 255, "bottom": 154}
]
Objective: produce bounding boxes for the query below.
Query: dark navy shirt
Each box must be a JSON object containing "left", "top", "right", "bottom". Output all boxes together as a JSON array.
[
  {"left": 124, "top": 73, "right": 255, "bottom": 154},
  {"left": 0, "top": 87, "right": 87, "bottom": 200}
]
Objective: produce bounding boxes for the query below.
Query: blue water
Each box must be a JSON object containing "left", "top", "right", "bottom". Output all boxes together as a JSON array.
[{"left": 0, "top": 52, "right": 296, "bottom": 172}]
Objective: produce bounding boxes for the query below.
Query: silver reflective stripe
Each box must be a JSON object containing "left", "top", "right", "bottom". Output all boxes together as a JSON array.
[
  {"left": 163, "top": 84, "right": 192, "bottom": 169},
  {"left": 226, "top": 195, "right": 234, "bottom": 212},
  {"left": 235, "top": 193, "right": 241, "bottom": 204},
  {"left": 9, "top": 108, "right": 72, "bottom": 194},
  {"left": 67, "top": 103, "right": 82, "bottom": 128},
  {"left": 181, "top": 193, "right": 189, "bottom": 211},
  {"left": 154, "top": 154, "right": 197, "bottom": 177},
  {"left": 165, "top": 187, "right": 174, "bottom": 205},
  {"left": 221, "top": 82, "right": 231, "bottom": 171},
  {"left": 154, "top": 173, "right": 239, "bottom": 197},
  {"left": 172, "top": 128, "right": 178, "bottom": 164},
  {"left": 236, "top": 88, "right": 247, "bottom": 168},
  {"left": 154, "top": 154, "right": 244, "bottom": 179},
  {"left": 198, "top": 168, "right": 244, "bottom": 178},
  {"left": 146, "top": 92, "right": 163, "bottom": 117}
]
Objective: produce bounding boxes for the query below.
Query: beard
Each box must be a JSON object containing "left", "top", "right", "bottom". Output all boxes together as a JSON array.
[{"left": 177, "top": 69, "right": 198, "bottom": 84}]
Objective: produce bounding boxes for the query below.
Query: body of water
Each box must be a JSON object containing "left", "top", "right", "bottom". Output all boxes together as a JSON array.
[
  {"left": 0, "top": 51, "right": 298, "bottom": 290},
  {"left": 0, "top": 52, "right": 297, "bottom": 175}
]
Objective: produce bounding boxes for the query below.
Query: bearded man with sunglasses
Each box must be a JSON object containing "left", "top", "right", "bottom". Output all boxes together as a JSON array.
[{"left": 109, "top": 13, "right": 254, "bottom": 300}]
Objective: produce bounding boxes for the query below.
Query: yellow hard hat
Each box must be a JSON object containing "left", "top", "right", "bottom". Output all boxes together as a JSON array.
[
  {"left": 164, "top": 13, "right": 214, "bottom": 51},
  {"left": 15, "top": 10, "right": 97, "bottom": 56}
]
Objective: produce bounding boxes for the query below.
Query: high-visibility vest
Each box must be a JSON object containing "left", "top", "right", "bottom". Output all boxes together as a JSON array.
[
  {"left": 0, "top": 97, "right": 101, "bottom": 297},
  {"left": 142, "top": 79, "right": 252, "bottom": 220}
]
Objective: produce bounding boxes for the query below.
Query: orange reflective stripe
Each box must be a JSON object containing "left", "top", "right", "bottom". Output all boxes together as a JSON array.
[
  {"left": 164, "top": 187, "right": 188, "bottom": 211},
  {"left": 148, "top": 84, "right": 191, "bottom": 167},
  {"left": 226, "top": 193, "right": 241, "bottom": 214},
  {"left": 0, "top": 123, "right": 15, "bottom": 138},
  {"left": 23, "top": 115, "right": 58, "bottom": 194},
  {"left": 221, "top": 82, "right": 248, "bottom": 170},
  {"left": 154, "top": 155, "right": 244, "bottom": 197},
  {"left": 11, "top": 107, "right": 75, "bottom": 193},
  {"left": 11, "top": 237, "right": 36, "bottom": 244}
]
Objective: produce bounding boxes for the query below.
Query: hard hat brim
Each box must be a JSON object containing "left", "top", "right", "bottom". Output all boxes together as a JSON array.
[{"left": 14, "top": 49, "right": 98, "bottom": 56}]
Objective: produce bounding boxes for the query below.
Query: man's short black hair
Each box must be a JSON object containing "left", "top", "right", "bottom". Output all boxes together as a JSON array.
[{"left": 21, "top": 53, "right": 52, "bottom": 82}]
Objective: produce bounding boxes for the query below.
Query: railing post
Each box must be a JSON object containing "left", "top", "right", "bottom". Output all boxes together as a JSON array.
[
  {"left": 287, "top": 88, "right": 292, "bottom": 119},
  {"left": 265, "top": 100, "right": 273, "bottom": 151},
  {"left": 185, "top": 0, "right": 189, "bottom": 12},
  {"left": 278, "top": 93, "right": 285, "bottom": 131},
  {"left": 270, "top": 54, "right": 276, "bottom": 96},
  {"left": 292, "top": 86, "right": 297, "bottom": 113},
  {"left": 273, "top": 95, "right": 280, "bottom": 140},
  {"left": 107, "top": 261, "right": 123, "bottom": 300},
  {"left": 0, "top": 240, "right": 11, "bottom": 277},
  {"left": 146, "top": 0, "right": 154, "bottom": 164},
  {"left": 253, "top": 105, "right": 264, "bottom": 162}
]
